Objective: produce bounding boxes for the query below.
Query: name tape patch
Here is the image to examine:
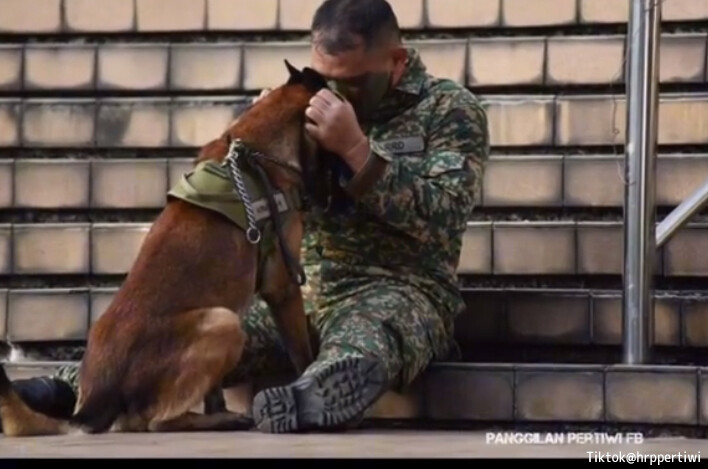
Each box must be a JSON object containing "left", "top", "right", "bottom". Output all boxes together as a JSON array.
[{"left": 379, "top": 136, "right": 425, "bottom": 154}]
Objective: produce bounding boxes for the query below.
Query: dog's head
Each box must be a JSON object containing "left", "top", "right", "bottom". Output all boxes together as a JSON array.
[
  {"left": 191, "top": 60, "right": 351, "bottom": 215},
  {"left": 283, "top": 60, "right": 353, "bottom": 215}
]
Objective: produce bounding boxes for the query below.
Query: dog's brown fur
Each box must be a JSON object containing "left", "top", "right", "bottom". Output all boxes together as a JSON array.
[{"left": 0, "top": 63, "right": 329, "bottom": 437}]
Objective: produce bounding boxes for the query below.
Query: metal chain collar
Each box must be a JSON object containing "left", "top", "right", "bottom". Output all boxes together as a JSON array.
[
  {"left": 220, "top": 137, "right": 307, "bottom": 287},
  {"left": 222, "top": 139, "right": 261, "bottom": 244}
]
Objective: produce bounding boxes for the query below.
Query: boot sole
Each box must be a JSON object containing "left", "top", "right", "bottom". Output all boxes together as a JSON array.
[{"left": 252, "top": 356, "right": 386, "bottom": 433}]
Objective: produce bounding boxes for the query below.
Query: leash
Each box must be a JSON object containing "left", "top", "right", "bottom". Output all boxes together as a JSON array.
[
  {"left": 222, "top": 139, "right": 307, "bottom": 287},
  {"left": 250, "top": 162, "right": 307, "bottom": 287}
]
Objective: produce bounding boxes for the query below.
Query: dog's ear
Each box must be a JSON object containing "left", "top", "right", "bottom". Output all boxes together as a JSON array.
[
  {"left": 285, "top": 59, "right": 303, "bottom": 85},
  {"left": 301, "top": 66, "right": 329, "bottom": 93}
]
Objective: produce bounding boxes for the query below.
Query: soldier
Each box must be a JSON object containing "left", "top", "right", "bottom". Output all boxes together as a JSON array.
[{"left": 3, "top": 0, "right": 489, "bottom": 434}]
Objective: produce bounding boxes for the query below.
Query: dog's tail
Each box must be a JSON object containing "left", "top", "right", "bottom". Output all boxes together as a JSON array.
[
  {"left": 0, "top": 362, "right": 73, "bottom": 437},
  {"left": 70, "top": 388, "right": 123, "bottom": 434}
]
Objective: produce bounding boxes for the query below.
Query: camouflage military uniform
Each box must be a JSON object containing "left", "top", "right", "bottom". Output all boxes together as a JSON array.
[
  {"left": 52, "top": 48, "right": 489, "bottom": 431},
  {"left": 233, "top": 47, "right": 488, "bottom": 388}
]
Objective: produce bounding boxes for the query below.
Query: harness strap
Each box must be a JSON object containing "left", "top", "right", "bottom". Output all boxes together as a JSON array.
[{"left": 249, "top": 159, "right": 307, "bottom": 287}]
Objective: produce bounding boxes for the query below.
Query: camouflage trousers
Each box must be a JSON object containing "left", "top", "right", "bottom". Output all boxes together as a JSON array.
[{"left": 54, "top": 265, "right": 456, "bottom": 396}]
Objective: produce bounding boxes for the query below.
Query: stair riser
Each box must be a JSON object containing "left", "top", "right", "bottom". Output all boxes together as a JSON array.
[
  {"left": 6, "top": 362, "right": 708, "bottom": 427},
  {"left": 2, "top": 0, "right": 708, "bottom": 35},
  {"left": 458, "top": 291, "right": 693, "bottom": 347},
  {"left": 3, "top": 94, "right": 708, "bottom": 149},
  {"left": 7, "top": 221, "right": 708, "bottom": 278},
  {"left": 4, "top": 288, "right": 708, "bottom": 350},
  {"left": 1, "top": 33, "right": 707, "bottom": 92},
  {"left": 6, "top": 154, "right": 708, "bottom": 211}
]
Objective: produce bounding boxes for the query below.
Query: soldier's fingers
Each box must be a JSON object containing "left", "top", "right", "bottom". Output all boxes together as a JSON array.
[
  {"left": 305, "top": 105, "right": 326, "bottom": 124},
  {"left": 304, "top": 122, "right": 321, "bottom": 141},
  {"left": 329, "top": 99, "right": 354, "bottom": 119},
  {"left": 309, "top": 94, "right": 331, "bottom": 112},
  {"left": 316, "top": 89, "right": 339, "bottom": 105}
]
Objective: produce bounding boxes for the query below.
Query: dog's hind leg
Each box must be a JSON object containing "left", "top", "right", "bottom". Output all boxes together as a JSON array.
[
  {"left": 204, "top": 387, "right": 226, "bottom": 414},
  {"left": 142, "top": 307, "right": 252, "bottom": 432}
]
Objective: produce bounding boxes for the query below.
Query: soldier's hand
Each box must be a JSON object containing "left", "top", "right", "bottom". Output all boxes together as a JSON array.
[{"left": 304, "top": 89, "right": 368, "bottom": 172}]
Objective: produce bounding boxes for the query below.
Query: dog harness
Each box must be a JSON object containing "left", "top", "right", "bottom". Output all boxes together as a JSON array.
[{"left": 167, "top": 139, "right": 306, "bottom": 288}]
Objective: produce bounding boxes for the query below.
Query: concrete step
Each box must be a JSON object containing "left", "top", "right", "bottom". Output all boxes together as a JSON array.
[
  {"left": 2, "top": 93, "right": 708, "bottom": 149},
  {"left": 457, "top": 289, "right": 707, "bottom": 349},
  {"left": 3, "top": 220, "right": 708, "bottom": 279},
  {"left": 4, "top": 220, "right": 708, "bottom": 279},
  {"left": 1, "top": 0, "right": 707, "bottom": 34},
  {"left": 480, "top": 153, "right": 708, "bottom": 209},
  {"left": 4, "top": 153, "right": 708, "bottom": 210},
  {"left": 4, "top": 360, "right": 707, "bottom": 427},
  {"left": 460, "top": 220, "right": 708, "bottom": 277},
  {"left": 1, "top": 33, "right": 706, "bottom": 91},
  {"left": 0, "top": 158, "right": 190, "bottom": 210},
  {"left": 419, "top": 362, "right": 708, "bottom": 426},
  {"left": 3, "top": 286, "right": 708, "bottom": 348}
]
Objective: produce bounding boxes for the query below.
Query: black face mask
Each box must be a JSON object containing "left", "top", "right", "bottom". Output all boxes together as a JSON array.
[{"left": 327, "top": 70, "right": 392, "bottom": 120}]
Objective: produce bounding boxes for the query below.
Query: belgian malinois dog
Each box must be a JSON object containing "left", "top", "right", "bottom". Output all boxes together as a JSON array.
[{"left": 0, "top": 61, "right": 333, "bottom": 436}]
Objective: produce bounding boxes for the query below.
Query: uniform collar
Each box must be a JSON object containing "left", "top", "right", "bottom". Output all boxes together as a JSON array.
[
  {"left": 364, "top": 47, "right": 428, "bottom": 124},
  {"left": 391, "top": 47, "right": 428, "bottom": 96}
]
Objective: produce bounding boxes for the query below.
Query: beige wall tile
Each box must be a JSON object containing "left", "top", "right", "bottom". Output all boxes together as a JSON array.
[{"left": 14, "top": 160, "right": 90, "bottom": 208}]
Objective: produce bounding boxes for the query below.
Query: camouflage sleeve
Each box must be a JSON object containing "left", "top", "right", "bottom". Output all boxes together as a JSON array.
[{"left": 341, "top": 90, "right": 489, "bottom": 241}]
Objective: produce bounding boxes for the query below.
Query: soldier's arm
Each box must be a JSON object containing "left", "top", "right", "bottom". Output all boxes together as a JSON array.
[{"left": 341, "top": 90, "right": 489, "bottom": 241}]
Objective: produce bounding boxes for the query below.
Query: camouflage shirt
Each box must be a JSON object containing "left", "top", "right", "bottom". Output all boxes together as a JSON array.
[{"left": 304, "top": 47, "right": 489, "bottom": 321}]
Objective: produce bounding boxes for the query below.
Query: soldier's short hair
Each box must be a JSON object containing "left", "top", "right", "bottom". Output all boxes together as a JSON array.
[{"left": 311, "top": 0, "right": 401, "bottom": 54}]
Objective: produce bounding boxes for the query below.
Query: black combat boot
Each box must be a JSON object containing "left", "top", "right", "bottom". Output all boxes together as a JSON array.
[
  {"left": 0, "top": 376, "right": 77, "bottom": 433},
  {"left": 13, "top": 377, "right": 76, "bottom": 418},
  {"left": 252, "top": 356, "right": 387, "bottom": 433}
]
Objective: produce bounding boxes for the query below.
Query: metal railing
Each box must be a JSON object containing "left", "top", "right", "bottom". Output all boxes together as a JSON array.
[
  {"left": 655, "top": 180, "right": 708, "bottom": 249},
  {"left": 622, "top": 0, "right": 661, "bottom": 365},
  {"left": 622, "top": 0, "right": 708, "bottom": 365}
]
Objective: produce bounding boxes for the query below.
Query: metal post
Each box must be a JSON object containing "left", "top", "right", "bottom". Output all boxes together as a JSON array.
[{"left": 622, "top": 0, "right": 661, "bottom": 365}]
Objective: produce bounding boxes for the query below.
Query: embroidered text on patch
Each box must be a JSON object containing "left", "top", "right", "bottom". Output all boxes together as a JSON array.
[{"left": 379, "top": 136, "right": 425, "bottom": 154}]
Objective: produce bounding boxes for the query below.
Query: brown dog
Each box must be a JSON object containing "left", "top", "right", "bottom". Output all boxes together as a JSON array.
[{"left": 0, "top": 61, "right": 332, "bottom": 436}]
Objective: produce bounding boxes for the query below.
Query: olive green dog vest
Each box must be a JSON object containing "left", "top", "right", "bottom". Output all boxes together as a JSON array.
[
  {"left": 167, "top": 159, "right": 304, "bottom": 281},
  {"left": 168, "top": 160, "right": 303, "bottom": 230}
]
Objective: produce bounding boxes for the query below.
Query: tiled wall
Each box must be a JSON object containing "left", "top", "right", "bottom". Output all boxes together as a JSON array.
[
  {"left": 2, "top": 94, "right": 708, "bottom": 148},
  {"left": 3, "top": 0, "right": 708, "bottom": 354},
  {"left": 1, "top": 34, "right": 707, "bottom": 91},
  {"left": 1, "top": 0, "right": 708, "bottom": 34}
]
